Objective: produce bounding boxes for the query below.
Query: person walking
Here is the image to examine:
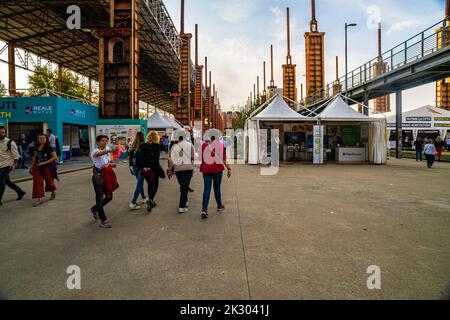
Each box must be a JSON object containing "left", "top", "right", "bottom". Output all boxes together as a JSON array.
[
  {"left": 134, "top": 131, "right": 164, "bottom": 213},
  {"left": 16, "top": 133, "right": 29, "bottom": 169},
  {"left": 30, "top": 133, "right": 58, "bottom": 207},
  {"left": 0, "top": 126, "right": 26, "bottom": 206},
  {"left": 424, "top": 139, "right": 437, "bottom": 169},
  {"left": 46, "top": 129, "right": 56, "bottom": 149},
  {"left": 414, "top": 137, "right": 424, "bottom": 162},
  {"left": 446, "top": 135, "right": 450, "bottom": 152},
  {"left": 168, "top": 134, "right": 194, "bottom": 214},
  {"left": 128, "top": 131, "right": 147, "bottom": 210},
  {"left": 435, "top": 137, "right": 445, "bottom": 162},
  {"left": 200, "top": 135, "right": 232, "bottom": 220},
  {"left": 90, "top": 135, "right": 118, "bottom": 229}
]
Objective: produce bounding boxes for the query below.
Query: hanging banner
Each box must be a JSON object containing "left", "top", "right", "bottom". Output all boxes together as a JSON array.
[{"left": 313, "top": 125, "right": 324, "bottom": 165}]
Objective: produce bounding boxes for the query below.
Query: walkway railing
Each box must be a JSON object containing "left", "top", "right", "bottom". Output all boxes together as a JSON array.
[{"left": 306, "top": 18, "right": 450, "bottom": 106}]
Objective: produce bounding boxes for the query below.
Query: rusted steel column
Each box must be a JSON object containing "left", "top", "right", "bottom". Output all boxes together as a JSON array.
[
  {"left": 193, "top": 24, "right": 204, "bottom": 132},
  {"left": 436, "top": 0, "right": 450, "bottom": 110},
  {"left": 282, "top": 7, "right": 297, "bottom": 108},
  {"left": 58, "top": 65, "right": 63, "bottom": 94},
  {"left": 8, "top": 43, "right": 16, "bottom": 97},
  {"left": 373, "top": 23, "right": 390, "bottom": 113},
  {"left": 304, "top": 0, "right": 325, "bottom": 98}
]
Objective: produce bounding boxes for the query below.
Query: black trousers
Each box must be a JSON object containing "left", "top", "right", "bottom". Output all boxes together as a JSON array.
[
  {"left": 175, "top": 170, "right": 193, "bottom": 208},
  {"left": 91, "top": 179, "right": 112, "bottom": 222},
  {"left": 143, "top": 176, "right": 159, "bottom": 201},
  {"left": 0, "top": 167, "right": 23, "bottom": 201}
]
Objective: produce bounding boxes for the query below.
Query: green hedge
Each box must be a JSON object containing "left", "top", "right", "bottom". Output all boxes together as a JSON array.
[{"left": 389, "top": 150, "right": 450, "bottom": 162}]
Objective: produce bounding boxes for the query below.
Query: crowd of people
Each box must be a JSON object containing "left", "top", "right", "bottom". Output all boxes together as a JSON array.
[
  {"left": 89, "top": 126, "right": 231, "bottom": 229},
  {"left": 2, "top": 124, "right": 448, "bottom": 227},
  {"left": 413, "top": 136, "right": 448, "bottom": 168}
]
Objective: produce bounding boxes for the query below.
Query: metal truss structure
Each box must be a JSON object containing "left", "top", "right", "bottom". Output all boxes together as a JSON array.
[{"left": 0, "top": 0, "right": 195, "bottom": 112}]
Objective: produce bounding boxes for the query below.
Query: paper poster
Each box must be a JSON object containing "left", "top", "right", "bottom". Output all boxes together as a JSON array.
[{"left": 96, "top": 125, "right": 140, "bottom": 160}]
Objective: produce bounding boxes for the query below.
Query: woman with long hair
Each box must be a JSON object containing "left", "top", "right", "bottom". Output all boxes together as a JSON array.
[
  {"left": 129, "top": 131, "right": 147, "bottom": 209},
  {"left": 30, "top": 133, "right": 58, "bottom": 207},
  {"left": 135, "top": 131, "right": 164, "bottom": 213}
]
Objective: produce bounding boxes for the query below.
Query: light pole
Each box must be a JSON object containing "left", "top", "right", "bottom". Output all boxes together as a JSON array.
[{"left": 345, "top": 23, "right": 357, "bottom": 97}]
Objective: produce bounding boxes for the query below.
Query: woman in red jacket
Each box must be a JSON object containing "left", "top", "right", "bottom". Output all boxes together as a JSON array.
[{"left": 200, "top": 135, "right": 232, "bottom": 220}]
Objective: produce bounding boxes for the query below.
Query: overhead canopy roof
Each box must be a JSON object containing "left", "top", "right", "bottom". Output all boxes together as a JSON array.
[
  {"left": 0, "top": 0, "right": 183, "bottom": 111},
  {"left": 147, "top": 112, "right": 173, "bottom": 129},
  {"left": 318, "top": 96, "right": 371, "bottom": 121},
  {"left": 252, "top": 95, "right": 312, "bottom": 121}
]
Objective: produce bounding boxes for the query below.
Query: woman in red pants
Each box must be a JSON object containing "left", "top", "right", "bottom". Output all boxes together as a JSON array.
[
  {"left": 30, "top": 133, "right": 58, "bottom": 207},
  {"left": 435, "top": 137, "right": 445, "bottom": 162}
]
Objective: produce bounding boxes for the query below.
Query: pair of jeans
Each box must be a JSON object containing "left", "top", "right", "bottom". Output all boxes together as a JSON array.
[
  {"left": 202, "top": 172, "right": 223, "bottom": 211},
  {"left": 175, "top": 170, "right": 193, "bottom": 208},
  {"left": 91, "top": 178, "right": 112, "bottom": 222},
  {"left": 131, "top": 167, "right": 146, "bottom": 204},
  {"left": 425, "top": 154, "right": 435, "bottom": 168},
  {"left": 416, "top": 149, "right": 423, "bottom": 161},
  {"left": 0, "top": 167, "right": 24, "bottom": 201}
]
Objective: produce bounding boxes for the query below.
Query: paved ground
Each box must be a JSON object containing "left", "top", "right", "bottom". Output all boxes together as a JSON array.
[{"left": 0, "top": 159, "right": 449, "bottom": 300}]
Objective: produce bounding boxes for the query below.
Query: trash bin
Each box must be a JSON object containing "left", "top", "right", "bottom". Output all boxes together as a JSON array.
[
  {"left": 72, "top": 148, "right": 80, "bottom": 157},
  {"left": 62, "top": 146, "right": 71, "bottom": 161}
]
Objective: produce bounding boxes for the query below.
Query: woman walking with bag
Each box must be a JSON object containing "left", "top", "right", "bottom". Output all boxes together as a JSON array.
[
  {"left": 128, "top": 132, "right": 147, "bottom": 210},
  {"left": 168, "top": 133, "right": 195, "bottom": 214},
  {"left": 30, "top": 133, "right": 58, "bottom": 207},
  {"left": 135, "top": 131, "right": 165, "bottom": 213}
]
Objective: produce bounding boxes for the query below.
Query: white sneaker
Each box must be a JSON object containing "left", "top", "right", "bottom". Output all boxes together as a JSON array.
[
  {"left": 186, "top": 201, "right": 189, "bottom": 208},
  {"left": 140, "top": 197, "right": 149, "bottom": 205},
  {"left": 129, "top": 203, "right": 141, "bottom": 210},
  {"left": 178, "top": 208, "right": 189, "bottom": 214}
]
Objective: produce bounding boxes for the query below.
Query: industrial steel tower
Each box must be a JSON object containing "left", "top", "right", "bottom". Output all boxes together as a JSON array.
[
  {"left": 304, "top": 0, "right": 325, "bottom": 98},
  {"left": 282, "top": 8, "right": 297, "bottom": 108},
  {"left": 436, "top": 0, "right": 450, "bottom": 110},
  {"left": 203, "top": 57, "right": 211, "bottom": 132},
  {"left": 267, "top": 45, "right": 278, "bottom": 97},
  {"left": 262, "top": 61, "right": 267, "bottom": 104},
  {"left": 173, "top": 0, "right": 192, "bottom": 125},
  {"left": 193, "top": 24, "right": 204, "bottom": 132},
  {"left": 97, "top": 0, "right": 140, "bottom": 119},
  {"left": 373, "top": 23, "right": 390, "bottom": 113}
]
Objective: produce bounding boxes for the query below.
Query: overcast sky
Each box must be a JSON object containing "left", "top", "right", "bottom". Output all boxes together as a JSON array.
[{"left": 0, "top": 0, "right": 447, "bottom": 112}]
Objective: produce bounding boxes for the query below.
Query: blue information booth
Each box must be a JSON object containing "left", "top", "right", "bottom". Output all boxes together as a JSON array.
[{"left": 0, "top": 96, "right": 99, "bottom": 161}]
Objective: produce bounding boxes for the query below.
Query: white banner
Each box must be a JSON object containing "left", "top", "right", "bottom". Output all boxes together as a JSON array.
[{"left": 313, "top": 125, "right": 324, "bottom": 165}]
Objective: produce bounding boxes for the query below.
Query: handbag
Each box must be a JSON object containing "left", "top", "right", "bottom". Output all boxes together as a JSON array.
[
  {"left": 141, "top": 167, "right": 157, "bottom": 181},
  {"left": 92, "top": 167, "right": 104, "bottom": 185}
]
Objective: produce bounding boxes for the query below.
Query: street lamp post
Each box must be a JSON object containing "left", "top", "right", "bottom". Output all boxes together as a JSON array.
[{"left": 345, "top": 23, "right": 357, "bottom": 98}]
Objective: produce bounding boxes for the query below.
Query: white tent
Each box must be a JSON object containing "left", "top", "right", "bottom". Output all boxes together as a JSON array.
[
  {"left": 147, "top": 112, "right": 173, "bottom": 130},
  {"left": 163, "top": 115, "right": 183, "bottom": 129},
  {"left": 316, "top": 95, "right": 387, "bottom": 164},
  {"left": 253, "top": 95, "right": 312, "bottom": 121},
  {"left": 318, "top": 96, "right": 371, "bottom": 121},
  {"left": 379, "top": 105, "right": 450, "bottom": 140}
]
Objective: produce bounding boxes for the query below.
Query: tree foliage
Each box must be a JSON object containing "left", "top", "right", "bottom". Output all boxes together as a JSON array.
[
  {"left": 27, "top": 66, "right": 98, "bottom": 105},
  {"left": 0, "top": 81, "right": 6, "bottom": 97},
  {"left": 232, "top": 97, "right": 263, "bottom": 130}
]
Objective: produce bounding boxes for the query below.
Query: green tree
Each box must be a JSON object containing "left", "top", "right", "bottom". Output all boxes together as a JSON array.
[
  {"left": 0, "top": 81, "right": 6, "bottom": 97},
  {"left": 27, "top": 66, "right": 98, "bottom": 105},
  {"left": 232, "top": 99, "right": 263, "bottom": 130}
]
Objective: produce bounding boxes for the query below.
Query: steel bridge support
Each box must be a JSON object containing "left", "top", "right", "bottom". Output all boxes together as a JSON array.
[{"left": 395, "top": 90, "right": 403, "bottom": 159}]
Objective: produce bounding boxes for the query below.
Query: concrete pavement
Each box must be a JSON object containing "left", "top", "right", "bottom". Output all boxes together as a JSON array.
[{"left": 0, "top": 159, "right": 449, "bottom": 300}]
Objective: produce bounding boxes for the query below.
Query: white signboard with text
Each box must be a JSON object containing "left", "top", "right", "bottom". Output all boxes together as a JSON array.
[{"left": 313, "top": 125, "right": 324, "bottom": 165}]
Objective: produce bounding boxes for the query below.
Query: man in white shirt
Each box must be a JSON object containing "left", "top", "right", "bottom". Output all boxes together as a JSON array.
[
  {"left": 0, "top": 126, "right": 26, "bottom": 205},
  {"left": 46, "top": 129, "right": 56, "bottom": 149},
  {"left": 90, "top": 135, "right": 116, "bottom": 229}
]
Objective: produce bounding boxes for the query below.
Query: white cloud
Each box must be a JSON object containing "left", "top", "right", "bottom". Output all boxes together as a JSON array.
[
  {"left": 386, "top": 19, "right": 423, "bottom": 35},
  {"left": 210, "top": 0, "right": 255, "bottom": 24}
]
